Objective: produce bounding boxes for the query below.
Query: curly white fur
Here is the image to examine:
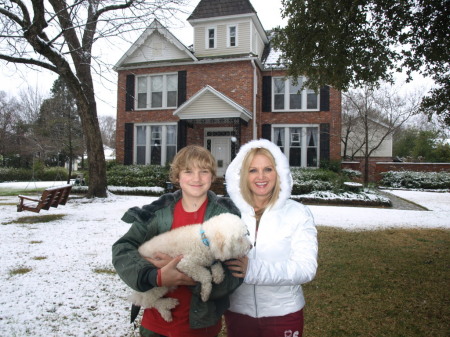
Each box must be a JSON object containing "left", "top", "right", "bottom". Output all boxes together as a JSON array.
[{"left": 128, "top": 213, "right": 252, "bottom": 322}]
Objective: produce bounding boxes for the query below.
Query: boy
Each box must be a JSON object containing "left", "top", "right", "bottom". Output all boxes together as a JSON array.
[{"left": 112, "top": 145, "right": 241, "bottom": 337}]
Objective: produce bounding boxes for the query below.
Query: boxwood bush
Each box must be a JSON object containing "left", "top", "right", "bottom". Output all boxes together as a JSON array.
[
  {"left": 380, "top": 170, "right": 450, "bottom": 189},
  {"left": 291, "top": 168, "right": 344, "bottom": 194},
  {"left": 0, "top": 167, "right": 69, "bottom": 182},
  {"left": 106, "top": 164, "right": 169, "bottom": 187}
]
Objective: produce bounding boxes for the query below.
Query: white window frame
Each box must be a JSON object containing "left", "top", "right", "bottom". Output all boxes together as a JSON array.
[
  {"left": 206, "top": 26, "right": 217, "bottom": 49},
  {"left": 135, "top": 73, "right": 178, "bottom": 110},
  {"left": 272, "top": 77, "right": 320, "bottom": 112},
  {"left": 272, "top": 124, "right": 320, "bottom": 167},
  {"left": 227, "top": 24, "right": 238, "bottom": 47},
  {"left": 133, "top": 123, "right": 177, "bottom": 165}
]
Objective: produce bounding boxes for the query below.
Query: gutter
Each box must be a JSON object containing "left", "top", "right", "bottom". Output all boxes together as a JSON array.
[{"left": 251, "top": 59, "right": 257, "bottom": 140}]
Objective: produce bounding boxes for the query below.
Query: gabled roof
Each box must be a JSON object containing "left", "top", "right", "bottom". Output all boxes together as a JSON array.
[
  {"left": 173, "top": 85, "right": 252, "bottom": 122},
  {"left": 188, "top": 0, "right": 256, "bottom": 20},
  {"left": 114, "top": 19, "right": 197, "bottom": 69}
]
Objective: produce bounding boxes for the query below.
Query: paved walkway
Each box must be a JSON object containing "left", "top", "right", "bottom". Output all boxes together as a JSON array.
[{"left": 378, "top": 190, "right": 429, "bottom": 211}]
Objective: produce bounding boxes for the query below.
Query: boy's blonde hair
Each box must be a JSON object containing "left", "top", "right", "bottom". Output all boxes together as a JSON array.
[
  {"left": 239, "top": 147, "right": 280, "bottom": 209},
  {"left": 169, "top": 145, "right": 217, "bottom": 183}
]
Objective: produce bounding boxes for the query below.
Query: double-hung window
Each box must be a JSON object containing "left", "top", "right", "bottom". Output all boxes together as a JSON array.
[
  {"left": 136, "top": 73, "right": 178, "bottom": 109},
  {"left": 273, "top": 77, "right": 319, "bottom": 111},
  {"left": 273, "top": 125, "right": 319, "bottom": 167},
  {"left": 206, "top": 27, "right": 216, "bottom": 49},
  {"left": 228, "top": 25, "right": 237, "bottom": 47},
  {"left": 135, "top": 124, "right": 177, "bottom": 165}
]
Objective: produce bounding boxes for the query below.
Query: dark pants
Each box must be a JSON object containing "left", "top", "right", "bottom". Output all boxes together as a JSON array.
[{"left": 225, "top": 309, "right": 304, "bottom": 337}]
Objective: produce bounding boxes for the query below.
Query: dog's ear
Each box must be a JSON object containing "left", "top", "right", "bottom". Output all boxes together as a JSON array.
[{"left": 214, "top": 232, "right": 225, "bottom": 253}]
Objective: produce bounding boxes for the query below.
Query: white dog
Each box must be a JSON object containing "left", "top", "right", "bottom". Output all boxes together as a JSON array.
[{"left": 128, "top": 213, "right": 252, "bottom": 322}]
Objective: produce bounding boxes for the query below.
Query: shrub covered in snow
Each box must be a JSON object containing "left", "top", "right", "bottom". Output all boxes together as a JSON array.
[
  {"left": 291, "top": 168, "right": 344, "bottom": 194},
  {"left": 380, "top": 170, "right": 450, "bottom": 189},
  {"left": 106, "top": 164, "right": 169, "bottom": 188}
]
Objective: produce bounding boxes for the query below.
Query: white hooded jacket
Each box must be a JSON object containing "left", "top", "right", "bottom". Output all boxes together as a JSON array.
[{"left": 225, "top": 139, "right": 318, "bottom": 318}]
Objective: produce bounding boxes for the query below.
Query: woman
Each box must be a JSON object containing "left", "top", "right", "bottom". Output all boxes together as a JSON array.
[
  {"left": 224, "top": 139, "right": 318, "bottom": 337},
  {"left": 112, "top": 145, "right": 241, "bottom": 337}
]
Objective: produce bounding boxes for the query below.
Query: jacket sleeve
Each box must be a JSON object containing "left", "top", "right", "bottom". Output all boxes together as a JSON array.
[
  {"left": 111, "top": 206, "right": 159, "bottom": 292},
  {"left": 244, "top": 203, "right": 318, "bottom": 286}
]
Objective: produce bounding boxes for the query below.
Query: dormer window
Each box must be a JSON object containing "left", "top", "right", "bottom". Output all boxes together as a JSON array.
[
  {"left": 228, "top": 25, "right": 237, "bottom": 47},
  {"left": 206, "top": 27, "right": 216, "bottom": 49}
]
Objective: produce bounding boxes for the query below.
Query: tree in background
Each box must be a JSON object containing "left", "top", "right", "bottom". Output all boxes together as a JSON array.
[
  {"left": 35, "top": 77, "right": 84, "bottom": 182},
  {"left": 272, "top": 0, "right": 449, "bottom": 126},
  {"left": 98, "top": 115, "right": 116, "bottom": 149},
  {"left": 394, "top": 128, "right": 450, "bottom": 162},
  {"left": 342, "top": 84, "right": 421, "bottom": 184},
  {"left": 0, "top": 0, "right": 188, "bottom": 197}
]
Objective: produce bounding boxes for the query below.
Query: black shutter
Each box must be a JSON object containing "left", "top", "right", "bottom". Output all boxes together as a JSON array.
[
  {"left": 261, "top": 124, "right": 272, "bottom": 140},
  {"left": 178, "top": 71, "right": 187, "bottom": 107},
  {"left": 320, "top": 123, "right": 330, "bottom": 161},
  {"left": 125, "top": 75, "right": 135, "bottom": 111},
  {"left": 124, "top": 123, "right": 134, "bottom": 165},
  {"left": 177, "top": 120, "right": 187, "bottom": 149},
  {"left": 320, "top": 86, "right": 330, "bottom": 111},
  {"left": 262, "top": 76, "right": 272, "bottom": 112}
]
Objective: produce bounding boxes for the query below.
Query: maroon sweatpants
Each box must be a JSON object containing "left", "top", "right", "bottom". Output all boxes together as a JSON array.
[{"left": 224, "top": 309, "right": 304, "bottom": 337}]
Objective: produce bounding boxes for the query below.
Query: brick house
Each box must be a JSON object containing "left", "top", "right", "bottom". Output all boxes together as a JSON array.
[{"left": 114, "top": 0, "right": 341, "bottom": 177}]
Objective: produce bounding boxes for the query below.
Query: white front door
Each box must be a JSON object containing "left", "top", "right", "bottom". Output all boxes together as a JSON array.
[{"left": 210, "top": 137, "right": 231, "bottom": 177}]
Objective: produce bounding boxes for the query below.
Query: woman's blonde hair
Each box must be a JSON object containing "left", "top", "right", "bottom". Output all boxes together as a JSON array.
[
  {"left": 239, "top": 147, "right": 280, "bottom": 209},
  {"left": 169, "top": 145, "right": 217, "bottom": 184}
]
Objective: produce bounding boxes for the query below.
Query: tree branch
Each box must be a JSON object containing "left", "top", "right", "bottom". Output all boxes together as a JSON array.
[{"left": 0, "top": 53, "right": 57, "bottom": 72}]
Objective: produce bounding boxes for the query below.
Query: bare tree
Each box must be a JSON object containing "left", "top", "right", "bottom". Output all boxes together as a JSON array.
[
  {"left": 98, "top": 115, "right": 116, "bottom": 149},
  {"left": 342, "top": 84, "right": 422, "bottom": 184},
  {"left": 0, "top": 0, "right": 188, "bottom": 197}
]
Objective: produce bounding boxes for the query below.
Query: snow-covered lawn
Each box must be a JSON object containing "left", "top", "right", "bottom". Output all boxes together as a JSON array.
[{"left": 0, "top": 182, "right": 449, "bottom": 336}]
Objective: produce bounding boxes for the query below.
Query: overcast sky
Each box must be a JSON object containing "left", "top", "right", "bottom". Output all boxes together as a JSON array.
[
  {"left": 0, "top": 0, "right": 287, "bottom": 117},
  {"left": 0, "top": 0, "right": 432, "bottom": 118}
]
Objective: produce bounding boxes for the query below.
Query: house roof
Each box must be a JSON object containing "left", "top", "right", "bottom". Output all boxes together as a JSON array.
[
  {"left": 113, "top": 19, "right": 197, "bottom": 69},
  {"left": 173, "top": 85, "right": 252, "bottom": 122},
  {"left": 188, "top": 0, "right": 256, "bottom": 20}
]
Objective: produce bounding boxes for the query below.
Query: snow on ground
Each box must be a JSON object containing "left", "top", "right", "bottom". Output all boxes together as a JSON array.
[{"left": 0, "top": 182, "right": 449, "bottom": 336}]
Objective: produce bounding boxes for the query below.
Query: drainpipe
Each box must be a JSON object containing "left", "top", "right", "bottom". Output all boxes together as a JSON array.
[{"left": 251, "top": 59, "right": 257, "bottom": 140}]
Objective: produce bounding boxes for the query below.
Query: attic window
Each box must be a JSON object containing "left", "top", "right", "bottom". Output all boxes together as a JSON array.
[
  {"left": 228, "top": 25, "right": 237, "bottom": 47},
  {"left": 206, "top": 27, "right": 216, "bottom": 49}
]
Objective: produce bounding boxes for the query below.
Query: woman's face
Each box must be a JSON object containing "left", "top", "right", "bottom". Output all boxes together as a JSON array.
[{"left": 247, "top": 154, "right": 277, "bottom": 203}]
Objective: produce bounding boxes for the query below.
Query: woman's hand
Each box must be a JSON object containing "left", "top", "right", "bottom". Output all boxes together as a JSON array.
[
  {"left": 144, "top": 252, "right": 172, "bottom": 268},
  {"left": 159, "top": 255, "right": 197, "bottom": 287},
  {"left": 225, "top": 256, "right": 248, "bottom": 278}
]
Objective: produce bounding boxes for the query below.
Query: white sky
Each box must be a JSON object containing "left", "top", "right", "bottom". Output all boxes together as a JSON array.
[
  {"left": 0, "top": 0, "right": 286, "bottom": 117},
  {"left": 0, "top": 0, "right": 433, "bottom": 118},
  {"left": 0, "top": 185, "right": 449, "bottom": 335}
]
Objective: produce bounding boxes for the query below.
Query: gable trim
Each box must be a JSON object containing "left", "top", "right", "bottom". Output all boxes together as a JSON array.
[{"left": 173, "top": 85, "right": 252, "bottom": 122}]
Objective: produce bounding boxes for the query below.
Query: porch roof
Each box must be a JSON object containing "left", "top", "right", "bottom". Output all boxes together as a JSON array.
[{"left": 173, "top": 85, "right": 252, "bottom": 122}]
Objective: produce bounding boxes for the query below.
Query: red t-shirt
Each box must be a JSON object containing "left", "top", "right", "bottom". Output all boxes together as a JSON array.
[{"left": 141, "top": 198, "right": 221, "bottom": 337}]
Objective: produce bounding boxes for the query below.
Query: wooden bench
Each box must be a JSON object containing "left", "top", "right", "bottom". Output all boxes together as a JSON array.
[{"left": 17, "top": 184, "right": 73, "bottom": 213}]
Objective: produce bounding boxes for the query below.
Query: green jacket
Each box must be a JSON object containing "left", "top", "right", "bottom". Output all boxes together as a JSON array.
[{"left": 112, "top": 190, "right": 242, "bottom": 329}]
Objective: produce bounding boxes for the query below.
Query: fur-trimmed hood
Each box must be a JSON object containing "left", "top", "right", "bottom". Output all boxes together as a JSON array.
[{"left": 225, "top": 139, "right": 293, "bottom": 214}]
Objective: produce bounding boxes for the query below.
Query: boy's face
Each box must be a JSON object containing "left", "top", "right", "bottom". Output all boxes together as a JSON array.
[{"left": 178, "top": 166, "right": 212, "bottom": 201}]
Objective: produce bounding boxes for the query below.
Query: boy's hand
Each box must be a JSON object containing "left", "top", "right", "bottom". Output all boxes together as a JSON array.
[
  {"left": 145, "top": 252, "right": 172, "bottom": 268},
  {"left": 160, "top": 255, "right": 197, "bottom": 287}
]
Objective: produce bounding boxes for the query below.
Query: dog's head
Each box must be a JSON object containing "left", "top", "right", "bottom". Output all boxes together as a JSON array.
[{"left": 202, "top": 213, "right": 252, "bottom": 261}]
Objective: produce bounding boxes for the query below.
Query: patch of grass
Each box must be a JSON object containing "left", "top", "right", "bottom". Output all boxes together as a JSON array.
[
  {"left": 93, "top": 268, "right": 116, "bottom": 275},
  {"left": 32, "top": 256, "right": 47, "bottom": 260},
  {"left": 30, "top": 240, "right": 43, "bottom": 244},
  {"left": 303, "top": 227, "right": 450, "bottom": 337},
  {"left": 0, "top": 188, "right": 44, "bottom": 196},
  {"left": 9, "top": 267, "right": 32, "bottom": 276},
  {"left": 3, "top": 214, "right": 66, "bottom": 225}
]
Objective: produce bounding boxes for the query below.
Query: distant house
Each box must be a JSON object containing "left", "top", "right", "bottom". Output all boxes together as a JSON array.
[{"left": 114, "top": 0, "right": 342, "bottom": 176}]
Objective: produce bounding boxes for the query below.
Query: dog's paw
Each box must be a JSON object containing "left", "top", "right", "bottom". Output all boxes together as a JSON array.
[
  {"left": 200, "top": 283, "right": 212, "bottom": 302},
  {"left": 155, "top": 298, "right": 179, "bottom": 322},
  {"left": 211, "top": 264, "right": 225, "bottom": 284}
]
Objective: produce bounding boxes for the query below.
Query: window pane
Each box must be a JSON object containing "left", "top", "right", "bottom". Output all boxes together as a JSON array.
[
  {"left": 167, "top": 75, "right": 177, "bottom": 91},
  {"left": 229, "top": 26, "right": 236, "bottom": 46},
  {"left": 307, "top": 89, "right": 318, "bottom": 109},
  {"left": 150, "top": 126, "right": 162, "bottom": 165},
  {"left": 167, "top": 91, "right": 177, "bottom": 107},
  {"left": 307, "top": 148, "right": 317, "bottom": 167},
  {"left": 137, "top": 93, "right": 147, "bottom": 109},
  {"left": 137, "top": 77, "right": 147, "bottom": 92},
  {"left": 274, "top": 78, "right": 285, "bottom": 93},
  {"left": 208, "top": 29, "right": 215, "bottom": 48},
  {"left": 166, "top": 125, "right": 177, "bottom": 145},
  {"left": 136, "top": 126, "right": 146, "bottom": 145},
  {"left": 289, "top": 148, "right": 301, "bottom": 166},
  {"left": 136, "top": 147, "right": 146, "bottom": 165},
  {"left": 166, "top": 146, "right": 176, "bottom": 164},
  {"left": 152, "top": 92, "right": 162, "bottom": 108},
  {"left": 274, "top": 94, "right": 284, "bottom": 109},
  {"left": 151, "top": 76, "right": 163, "bottom": 91},
  {"left": 307, "top": 127, "right": 318, "bottom": 167},
  {"left": 289, "top": 94, "right": 302, "bottom": 109},
  {"left": 274, "top": 127, "right": 285, "bottom": 153}
]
